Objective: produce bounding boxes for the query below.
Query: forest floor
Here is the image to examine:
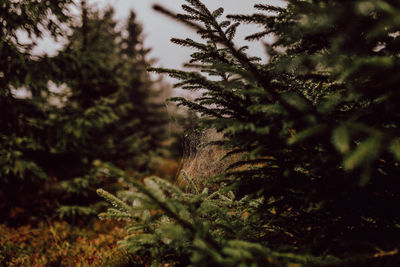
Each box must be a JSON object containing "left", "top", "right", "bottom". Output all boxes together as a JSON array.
[
  {"left": 0, "top": 219, "right": 126, "bottom": 266},
  {"left": 0, "top": 157, "right": 180, "bottom": 266}
]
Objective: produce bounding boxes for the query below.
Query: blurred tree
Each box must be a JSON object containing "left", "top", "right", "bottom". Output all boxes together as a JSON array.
[
  {"left": 0, "top": 1, "right": 171, "bottom": 223},
  {"left": 50, "top": 4, "right": 172, "bottom": 219},
  {"left": 0, "top": 0, "right": 73, "bottom": 223},
  {"left": 116, "top": 10, "right": 170, "bottom": 159}
]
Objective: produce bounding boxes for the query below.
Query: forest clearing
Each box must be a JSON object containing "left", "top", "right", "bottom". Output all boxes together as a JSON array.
[{"left": 1, "top": 0, "right": 400, "bottom": 266}]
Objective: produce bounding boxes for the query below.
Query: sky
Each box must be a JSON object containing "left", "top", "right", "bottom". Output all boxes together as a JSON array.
[
  {"left": 87, "top": 0, "right": 284, "bottom": 70},
  {"left": 37, "top": 0, "right": 284, "bottom": 72}
]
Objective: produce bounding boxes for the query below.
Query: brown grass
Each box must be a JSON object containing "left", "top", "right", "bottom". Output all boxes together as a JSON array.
[
  {"left": 0, "top": 220, "right": 126, "bottom": 266},
  {"left": 175, "top": 128, "right": 238, "bottom": 192}
]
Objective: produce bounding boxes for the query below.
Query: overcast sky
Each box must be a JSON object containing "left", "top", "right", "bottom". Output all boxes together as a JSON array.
[
  {"left": 88, "top": 0, "right": 284, "bottom": 70},
  {"left": 37, "top": 0, "right": 284, "bottom": 72}
]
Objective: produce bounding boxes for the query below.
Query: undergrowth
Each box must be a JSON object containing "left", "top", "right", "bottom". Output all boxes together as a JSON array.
[{"left": 0, "top": 220, "right": 126, "bottom": 266}]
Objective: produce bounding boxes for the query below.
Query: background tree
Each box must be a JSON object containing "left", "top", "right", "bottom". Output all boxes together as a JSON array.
[
  {"left": 50, "top": 4, "right": 173, "bottom": 220},
  {"left": 0, "top": 0, "right": 73, "bottom": 223},
  {"left": 0, "top": 1, "right": 172, "bottom": 223}
]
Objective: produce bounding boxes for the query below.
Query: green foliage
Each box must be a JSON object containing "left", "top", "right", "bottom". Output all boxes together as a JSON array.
[
  {"left": 0, "top": 0, "right": 75, "bottom": 223},
  {"left": 100, "top": 0, "right": 400, "bottom": 265},
  {"left": 98, "top": 171, "right": 340, "bottom": 266},
  {"left": 0, "top": 1, "right": 171, "bottom": 223},
  {"left": 0, "top": 135, "right": 47, "bottom": 182},
  {"left": 51, "top": 6, "right": 166, "bottom": 169}
]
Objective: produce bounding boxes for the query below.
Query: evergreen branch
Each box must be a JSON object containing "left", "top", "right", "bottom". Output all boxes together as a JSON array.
[
  {"left": 181, "top": 85, "right": 205, "bottom": 91},
  {"left": 227, "top": 14, "right": 269, "bottom": 25},
  {"left": 182, "top": 4, "right": 203, "bottom": 17},
  {"left": 226, "top": 168, "right": 273, "bottom": 178},
  {"left": 147, "top": 67, "right": 192, "bottom": 80},
  {"left": 148, "top": 176, "right": 185, "bottom": 200},
  {"left": 220, "top": 148, "right": 249, "bottom": 160},
  {"left": 105, "top": 170, "right": 223, "bottom": 252},
  {"left": 168, "top": 97, "right": 223, "bottom": 117},
  {"left": 245, "top": 30, "right": 272, "bottom": 41},
  {"left": 153, "top": 5, "right": 223, "bottom": 43},
  {"left": 171, "top": 38, "right": 208, "bottom": 51},
  {"left": 177, "top": 14, "right": 207, "bottom": 24},
  {"left": 137, "top": 183, "right": 222, "bottom": 252},
  {"left": 254, "top": 4, "right": 286, "bottom": 13},
  {"left": 97, "top": 188, "right": 132, "bottom": 213},
  {"left": 212, "top": 8, "right": 224, "bottom": 18},
  {"left": 153, "top": 4, "right": 293, "bottom": 115},
  {"left": 149, "top": 67, "right": 225, "bottom": 92},
  {"left": 98, "top": 208, "right": 136, "bottom": 221},
  {"left": 210, "top": 14, "right": 322, "bottom": 123},
  {"left": 186, "top": 0, "right": 210, "bottom": 15},
  {"left": 219, "top": 20, "right": 231, "bottom": 28},
  {"left": 226, "top": 158, "right": 276, "bottom": 171},
  {"left": 225, "top": 22, "right": 240, "bottom": 41}
]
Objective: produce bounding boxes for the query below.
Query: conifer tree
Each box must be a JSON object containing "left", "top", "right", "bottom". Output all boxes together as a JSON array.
[
  {"left": 0, "top": 1, "right": 170, "bottom": 222},
  {"left": 51, "top": 5, "right": 171, "bottom": 219},
  {"left": 0, "top": 0, "right": 73, "bottom": 222},
  {"left": 98, "top": 0, "right": 400, "bottom": 265},
  {"left": 115, "top": 11, "right": 170, "bottom": 157}
]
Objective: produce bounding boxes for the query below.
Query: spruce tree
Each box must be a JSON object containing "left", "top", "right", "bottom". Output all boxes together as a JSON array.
[
  {"left": 0, "top": 1, "right": 170, "bottom": 222},
  {"left": 151, "top": 0, "right": 400, "bottom": 255},
  {"left": 52, "top": 5, "right": 171, "bottom": 219},
  {"left": 0, "top": 0, "right": 73, "bottom": 222},
  {"left": 98, "top": 0, "right": 400, "bottom": 265}
]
